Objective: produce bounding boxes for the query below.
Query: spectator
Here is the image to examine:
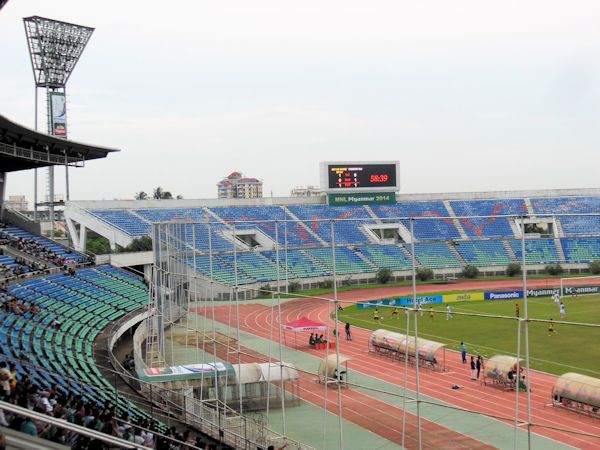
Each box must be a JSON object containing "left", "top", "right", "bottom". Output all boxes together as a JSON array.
[
  {"left": 476, "top": 355, "right": 483, "bottom": 379},
  {"left": 0, "top": 363, "right": 11, "bottom": 396},
  {"left": 20, "top": 417, "right": 37, "bottom": 437}
]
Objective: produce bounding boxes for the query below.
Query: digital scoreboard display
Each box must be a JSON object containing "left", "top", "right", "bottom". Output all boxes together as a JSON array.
[{"left": 327, "top": 163, "right": 397, "bottom": 190}]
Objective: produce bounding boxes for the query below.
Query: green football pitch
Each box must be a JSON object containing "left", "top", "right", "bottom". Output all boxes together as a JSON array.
[{"left": 338, "top": 294, "right": 600, "bottom": 377}]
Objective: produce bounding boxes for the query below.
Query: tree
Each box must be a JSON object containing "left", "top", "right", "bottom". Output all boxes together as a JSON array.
[
  {"left": 134, "top": 191, "right": 148, "bottom": 200},
  {"left": 375, "top": 268, "right": 393, "bottom": 284},
  {"left": 589, "top": 260, "right": 600, "bottom": 275},
  {"left": 506, "top": 263, "right": 521, "bottom": 277},
  {"left": 153, "top": 186, "right": 173, "bottom": 200},
  {"left": 119, "top": 236, "right": 153, "bottom": 253},
  {"left": 462, "top": 264, "right": 479, "bottom": 279},
  {"left": 545, "top": 264, "right": 564, "bottom": 276},
  {"left": 176, "top": 194, "right": 184, "bottom": 200},
  {"left": 86, "top": 235, "right": 111, "bottom": 255},
  {"left": 416, "top": 268, "right": 434, "bottom": 281}
]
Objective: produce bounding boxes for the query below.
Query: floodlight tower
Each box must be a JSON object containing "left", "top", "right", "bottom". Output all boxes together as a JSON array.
[{"left": 23, "top": 16, "right": 94, "bottom": 232}]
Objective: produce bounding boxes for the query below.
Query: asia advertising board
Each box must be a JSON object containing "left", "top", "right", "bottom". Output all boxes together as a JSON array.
[
  {"left": 356, "top": 295, "right": 442, "bottom": 309},
  {"left": 485, "top": 291, "right": 524, "bottom": 300},
  {"left": 49, "top": 92, "right": 67, "bottom": 137},
  {"left": 357, "top": 285, "right": 600, "bottom": 310},
  {"left": 143, "top": 362, "right": 228, "bottom": 378},
  {"left": 443, "top": 292, "right": 484, "bottom": 303},
  {"left": 486, "top": 286, "right": 599, "bottom": 299}
]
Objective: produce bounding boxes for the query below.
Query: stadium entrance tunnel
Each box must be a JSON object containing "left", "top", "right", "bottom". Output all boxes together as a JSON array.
[{"left": 223, "top": 227, "right": 275, "bottom": 250}]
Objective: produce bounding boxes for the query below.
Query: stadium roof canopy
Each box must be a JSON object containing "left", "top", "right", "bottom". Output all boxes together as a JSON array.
[{"left": 0, "top": 114, "right": 118, "bottom": 172}]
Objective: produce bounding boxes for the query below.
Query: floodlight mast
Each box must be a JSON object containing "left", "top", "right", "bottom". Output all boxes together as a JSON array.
[{"left": 23, "top": 16, "right": 94, "bottom": 234}]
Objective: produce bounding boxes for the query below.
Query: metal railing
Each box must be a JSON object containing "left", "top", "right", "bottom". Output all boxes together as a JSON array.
[
  {"left": 107, "top": 313, "right": 314, "bottom": 450},
  {"left": 0, "top": 141, "right": 84, "bottom": 166}
]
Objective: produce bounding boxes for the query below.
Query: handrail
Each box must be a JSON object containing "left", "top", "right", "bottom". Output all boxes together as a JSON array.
[{"left": 0, "top": 141, "right": 84, "bottom": 166}]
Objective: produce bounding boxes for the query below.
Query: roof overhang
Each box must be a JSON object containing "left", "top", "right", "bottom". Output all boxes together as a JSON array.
[{"left": 0, "top": 114, "right": 119, "bottom": 172}]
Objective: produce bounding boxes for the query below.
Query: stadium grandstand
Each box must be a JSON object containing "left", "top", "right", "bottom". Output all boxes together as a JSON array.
[{"left": 65, "top": 189, "right": 600, "bottom": 298}]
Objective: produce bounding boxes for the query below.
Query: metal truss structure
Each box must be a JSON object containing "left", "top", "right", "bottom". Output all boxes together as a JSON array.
[{"left": 23, "top": 16, "right": 94, "bottom": 89}]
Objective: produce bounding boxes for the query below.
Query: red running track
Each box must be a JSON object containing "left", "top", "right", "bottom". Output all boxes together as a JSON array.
[
  {"left": 203, "top": 331, "right": 495, "bottom": 449},
  {"left": 192, "top": 279, "right": 600, "bottom": 449}
]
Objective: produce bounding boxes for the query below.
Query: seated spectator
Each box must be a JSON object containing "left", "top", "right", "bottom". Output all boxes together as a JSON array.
[{"left": 309, "top": 333, "right": 315, "bottom": 346}]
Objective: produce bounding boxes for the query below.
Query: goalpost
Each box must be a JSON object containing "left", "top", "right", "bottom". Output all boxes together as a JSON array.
[{"left": 559, "top": 275, "right": 600, "bottom": 297}]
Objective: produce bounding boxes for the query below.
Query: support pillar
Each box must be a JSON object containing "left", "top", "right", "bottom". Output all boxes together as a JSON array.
[{"left": 0, "top": 172, "right": 6, "bottom": 222}]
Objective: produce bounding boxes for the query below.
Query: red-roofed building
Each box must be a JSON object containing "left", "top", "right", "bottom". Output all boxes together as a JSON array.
[{"left": 217, "top": 171, "right": 263, "bottom": 199}]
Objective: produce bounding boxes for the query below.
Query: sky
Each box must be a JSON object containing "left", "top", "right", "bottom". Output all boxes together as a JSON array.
[{"left": 1, "top": 0, "right": 600, "bottom": 202}]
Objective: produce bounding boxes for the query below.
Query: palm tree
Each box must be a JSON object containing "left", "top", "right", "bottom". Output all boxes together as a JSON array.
[
  {"left": 134, "top": 191, "right": 148, "bottom": 200},
  {"left": 153, "top": 187, "right": 164, "bottom": 199},
  {"left": 153, "top": 186, "right": 173, "bottom": 200}
]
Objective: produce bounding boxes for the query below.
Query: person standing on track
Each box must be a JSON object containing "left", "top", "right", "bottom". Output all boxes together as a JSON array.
[
  {"left": 345, "top": 322, "right": 352, "bottom": 341},
  {"left": 470, "top": 356, "right": 477, "bottom": 380},
  {"left": 461, "top": 342, "right": 467, "bottom": 363},
  {"left": 476, "top": 355, "right": 483, "bottom": 379}
]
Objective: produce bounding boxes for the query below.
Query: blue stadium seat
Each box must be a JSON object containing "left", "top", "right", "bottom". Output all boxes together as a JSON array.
[
  {"left": 530, "top": 197, "right": 600, "bottom": 236},
  {"left": 561, "top": 238, "right": 600, "bottom": 263},
  {"left": 455, "top": 241, "right": 513, "bottom": 266},
  {"left": 1, "top": 267, "right": 158, "bottom": 425},
  {"left": 286, "top": 205, "right": 375, "bottom": 245},
  {"left": 372, "top": 202, "right": 461, "bottom": 240},
  {"left": 1, "top": 226, "right": 87, "bottom": 263},
  {"left": 358, "top": 245, "right": 412, "bottom": 270},
  {"left": 450, "top": 199, "right": 526, "bottom": 238},
  {"left": 509, "top": 239, "right": 560, "bottom": 265},
  {"left": 410, "top": 242, "right": 461, "bottom": 269},
  {"left": 91, "top": 210, "right": 151, "bottom": 237}
]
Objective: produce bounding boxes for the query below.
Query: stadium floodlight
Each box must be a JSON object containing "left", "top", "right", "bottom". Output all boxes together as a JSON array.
[
  {"left": 23, "top": 16, "right": 94, "bottom": 89},
  {"left": 23, "top": 16, "right": 94, "bottom": 233}
]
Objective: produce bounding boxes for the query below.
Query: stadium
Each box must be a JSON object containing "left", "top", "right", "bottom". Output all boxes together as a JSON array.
[{"left": 1, "top": 2, "right": 600, "bottom": 450}]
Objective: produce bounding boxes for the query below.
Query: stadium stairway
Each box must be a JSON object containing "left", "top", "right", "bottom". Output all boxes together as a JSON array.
[
  {"left": 363, "top": 205, "right": 382, "bottom": 223},
  {"left": 443, "top": 200, "right": 469, "bottom": 240},
  {"left": 353, "top": 246, "right": 379, "bottom": 271},
  {"left": 555, "top": 237, "right": 567, "bottom": 263},
  {"left": 524, "top": 197, "right": 535, "bottom": 215},
  {"left": 281, "top": 206, "right": 327, "bottom": 246},
  {"left": 447, "top": 242, "right": 467, "bottom": 266},
  {"left": 502, "top": 240, "right": 518, "bottom": 262}
]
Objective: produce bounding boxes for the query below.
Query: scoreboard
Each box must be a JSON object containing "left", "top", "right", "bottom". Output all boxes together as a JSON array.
[{"left": 320, "top": 161, "right": 400, "bottom": 194}]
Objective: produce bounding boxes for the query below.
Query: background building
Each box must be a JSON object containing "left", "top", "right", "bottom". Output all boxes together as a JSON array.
[
  {"left": 217, "top": 171, "right": 263, "bottom": 199},
  {"left": 5, "top": 195, "right": 28, "bottom": 211}
]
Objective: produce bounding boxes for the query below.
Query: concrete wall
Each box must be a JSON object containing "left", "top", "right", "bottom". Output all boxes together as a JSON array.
[{"left": 68, "top": 187, "right": 600, "bottom": 212}]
